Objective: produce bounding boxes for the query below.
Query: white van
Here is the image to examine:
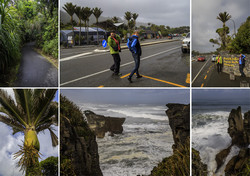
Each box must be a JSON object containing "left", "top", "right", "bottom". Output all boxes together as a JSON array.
[{"left": 181, "top": 33, "right": 190, "bottom": 53}]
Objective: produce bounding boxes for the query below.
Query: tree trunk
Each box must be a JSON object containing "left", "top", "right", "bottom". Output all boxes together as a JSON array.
[
  {"left": 79, "top": 20, "right": 81, "bottom": 45},
  {"left": 96, "top": 18, "right": 99, "bottom": 45},
  {"left": 87, "top": 20, "right": 89, "bottom": 45},
  {"left": 24, "top": 128, "right": 41, "bottom": 176}
]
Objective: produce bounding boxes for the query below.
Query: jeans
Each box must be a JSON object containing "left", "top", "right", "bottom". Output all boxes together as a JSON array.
[
  {"left": 110, "top": 54, "right": 121, "bottom": 74},
  {"left": 217, "top": 63, "right": 222, "bottom": 73},
  {"left": 129, "top": 53, "right": 140, "bottom": 78},
  {"left": 239, "top": 64, "right": 245, "bottom": 77}
]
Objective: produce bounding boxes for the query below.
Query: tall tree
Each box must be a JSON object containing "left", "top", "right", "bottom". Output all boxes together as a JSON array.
[
  {"left": 92, "top": 7, "right": 103, "bottom": 45},
  {"left": 82, "top": 7, "right": 92, "bottom": 44},
  {"left": 75, "top": 6, "right": 84, "bottom": 45},
  {"left": 216, "top": 11, "right": 232, "bottom": 48},
  {"left": 112, "top": 16, "right": 119, "bottom": 23},
  {"left": 63, "top": 3, "right": 76, "bottom": 33},
  {"left": 0, "top": 89, "right": 58, "bottom": 175},
  {"left": 124, "top": 11, "right": 132, "bottom": 30},
  {"left": 132, "top": 13, "right": 139, "bottom": 30}
]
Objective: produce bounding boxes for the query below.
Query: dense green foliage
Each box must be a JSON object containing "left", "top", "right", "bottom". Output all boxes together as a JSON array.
[
  {"left": 228, "top": 16, "right": 250, "bottom": 54},
  {"left": 0, "top": 0, "right": 58, "bottom": 84},
  {"left": 60, "top": 95, "right": 94, "bottom": 175},
  {"left": 40, "top": 156, "right": 58, "bottom": 176},
  {"left": 150, "top": 140, "right": 190, "bottom": 176}
]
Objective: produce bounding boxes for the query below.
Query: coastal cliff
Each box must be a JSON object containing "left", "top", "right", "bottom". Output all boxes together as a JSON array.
[
  {"left": 84, "top": 110, "right": 126, "bottom": 138},
  {"left": 150, "top": 104, "right": 205, "bottom": 176},
  {"left": 60, "top": 96, "right": 103, "bottom": 176},
  {"left": 215, "top": 107, "right": 250, "bottom": 175}
]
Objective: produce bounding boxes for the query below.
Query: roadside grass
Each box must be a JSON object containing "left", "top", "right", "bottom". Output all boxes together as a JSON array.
[{"left": 33, "top": 48, "right": 58, "bottom": 69}]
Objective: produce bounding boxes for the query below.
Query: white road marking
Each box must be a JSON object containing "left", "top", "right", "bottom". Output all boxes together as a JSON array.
[
  {"left": 192, "top": 58, "right": 211, "bottom": 84},
  {"left": 61, "top": 46, "right": 180, "bottom": 86},
  {"left": 60, "top": 52, "right": 93, "bottom": 62},
  {"left": 60, "top": 40, "right": 180, "bottom": 62}
]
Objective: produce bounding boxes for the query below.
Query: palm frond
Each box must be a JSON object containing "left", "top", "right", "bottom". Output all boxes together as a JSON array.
[
  {"left": 0, "top": 90, "right": 27, "bottom": 126},
  {"left": 33, "top": 89, "right": 57, "bottom": 125},
  {"left": 0, "top": 114, "right": 25, "bottom": 131},
  {"left": 48, "top": 127, "right": 58, "bottom": 147}
]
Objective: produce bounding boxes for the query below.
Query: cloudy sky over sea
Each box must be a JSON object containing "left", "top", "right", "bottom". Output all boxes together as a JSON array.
[
  {"left": 61, "top": 89, "right": 190, "bottom": 105},
  {"left": 192, "top": 0, "right": 250, "bottom": 52},
  {"left": 60, "top": 0, "right": 190, "bottom": 27}
]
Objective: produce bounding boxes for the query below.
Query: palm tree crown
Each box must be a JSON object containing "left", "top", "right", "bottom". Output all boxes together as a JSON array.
[
  {"left": 217, "top": 11, "right": 232, "bottom": 27},
  {"left": 0, "top": 89, "right": 58, "bottom": 146}
]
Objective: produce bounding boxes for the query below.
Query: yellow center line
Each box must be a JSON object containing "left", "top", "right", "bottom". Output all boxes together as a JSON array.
[
  {"left": 186, "top": 73, "right": 190, "bottom": 84},
  {"left": 141, "top": 75, "right": 186, "bottom": 87},
  {"left": 120, "top": 73, "right": 130, "bottom": 79},
  {"left": 204, "top": 75, "right": 207, "bottom": 79},
  {"left": 201, "top": 83, "right": 204, "bottom": 87},
  {"left": 98, "top": 85, "right": 104, "bottom": 88}
]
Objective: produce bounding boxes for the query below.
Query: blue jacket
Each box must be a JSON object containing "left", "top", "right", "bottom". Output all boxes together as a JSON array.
[
  {"left": 239, "top": 54, "right": 246, "bottom": 65},
  {"left": 127, "top": 35, "right": 142, "bottom": 56}
]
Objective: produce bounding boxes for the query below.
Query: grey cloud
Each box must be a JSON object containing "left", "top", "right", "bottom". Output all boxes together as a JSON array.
[
  {"left": 192, "top": 0, "right": 249, "bottom": 53},
  {"left": 60, "top": 0, "right": 190, "bottom": 27}
]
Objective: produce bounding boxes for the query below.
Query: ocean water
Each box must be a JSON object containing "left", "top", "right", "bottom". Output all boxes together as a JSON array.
[
  {"left": 80, "top": 104, "right": 174, "bottom": 176},
  {"left": 192, "top": 101, "right": 250, "bottom": 176}
]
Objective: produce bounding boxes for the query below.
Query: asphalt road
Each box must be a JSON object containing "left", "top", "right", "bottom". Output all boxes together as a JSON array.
[
  {"left": 192, "top": 57, "right": 250, "bottom": 87},
  {"left": 60, "top": 41, "right": 190, "bottom": 87},
  {"left": 14, "top": 42, "right": 58, "bottom": 87}
]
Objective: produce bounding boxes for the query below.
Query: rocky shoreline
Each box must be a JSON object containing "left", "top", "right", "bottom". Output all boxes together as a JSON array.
[{"left": 215, "top": 106, "right": 250, "bottom": 176}]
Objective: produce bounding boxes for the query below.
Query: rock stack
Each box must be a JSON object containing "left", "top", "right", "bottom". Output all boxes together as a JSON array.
[
  {"left": 215, "top": 106, "right": 250, "bottom": 175},
  {"left": 84, "top": 110, "right": 126, "bottom": 138}
]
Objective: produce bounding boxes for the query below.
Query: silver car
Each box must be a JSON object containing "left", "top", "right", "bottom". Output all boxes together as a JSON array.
[{"left": 211, "top": 55, "right": 216, "bottom": 62}]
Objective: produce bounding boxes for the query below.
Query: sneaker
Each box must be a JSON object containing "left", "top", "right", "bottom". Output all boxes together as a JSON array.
[
  {"left": 136, "top": 75, "right": 142, "bottom": 78},
  {"left": 128, "top": 77, "right": 132, "bottom": 83}
]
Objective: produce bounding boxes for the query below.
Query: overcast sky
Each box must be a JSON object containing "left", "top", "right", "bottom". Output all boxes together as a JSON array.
[
  {"left": 0, "top": 89, "right": 58, "bottom": 176},
  {"left": 61, "top": 89, "right": 190, "bottom": 105},
  {"left": 192, "top": 0, "right": 250, "bottom": 53},
  {"left": 60, "top": 0, "right": 190, "bottom": 27},
  {"left": 193, "top": 89, "right": 250, "bottom": 103}
]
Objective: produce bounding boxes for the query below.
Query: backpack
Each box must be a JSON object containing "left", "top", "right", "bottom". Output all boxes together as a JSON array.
[{"left": 127, "top": 36, "right": 135, "bottom": 52}]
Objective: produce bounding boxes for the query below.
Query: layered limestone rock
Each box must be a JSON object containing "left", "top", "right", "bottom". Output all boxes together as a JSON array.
[
  {"left": 166, "top": 103, "right": 190, "bottom": 150},
  {"left": 84, "top": 110, "right": 126, "bottom": 138},
  {"left": 150, "top": 104, "right": 206, "bottom": 175},
  {"left": 60, "top": 96, "right": 103, "bottom": 176},
  {"left": 215, "top": 107, "right": 250, "bottom": 175}
]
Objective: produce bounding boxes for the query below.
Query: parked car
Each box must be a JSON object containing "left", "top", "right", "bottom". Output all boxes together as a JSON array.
[
  {"left": 168, "top": 34, "right": 173, "bottom": 39},
  {"left": 197, "top": 56, "right": 206, "bottom": 62},
  {"left": 211, "top": 55, "right": 216, "bottom": 62},
  {"left": 181, "top": 32, "right": 190, "bottom": 53}
]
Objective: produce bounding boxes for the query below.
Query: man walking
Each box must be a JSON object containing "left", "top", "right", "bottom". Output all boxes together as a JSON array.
[
  {"left": 239, "top": 54, "right": 246, "bottom": 77},
  {"left": 216, "top": 54, "right": 223, "bottom": 73},
  {"left": 108, "top": 31, "right": 122, "bottom": 76},
  {"left": 127, "top": 31, "right": 142, "bottom": 83}
]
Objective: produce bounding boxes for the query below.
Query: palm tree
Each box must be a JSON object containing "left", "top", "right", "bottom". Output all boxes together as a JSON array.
[
  {"left": 92, "top": 7, "right": 103, "bottom": 45},
  {"left": 216, "top": 11, "right": 231, "bottom": 48},
  {"left": 112, "top": 16, "right": 119, "bottom": 23},
  {"left": 82, "top": 7, "right": 92, "bottom": 45},
  {"left": 0, "top": 89, "right": 58, "bottom": 175},
  {"left": 75, "top": 6, "right": 84, "bottom": 45},
  {"left": 124, "top": 11, "right": 132, "bottom": 30},
  {"left": 132, "top": 13, "right": 139, "bottom": 30},
  {"left": 63, "top": 3, "right": 76, "bottom": 33}
]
